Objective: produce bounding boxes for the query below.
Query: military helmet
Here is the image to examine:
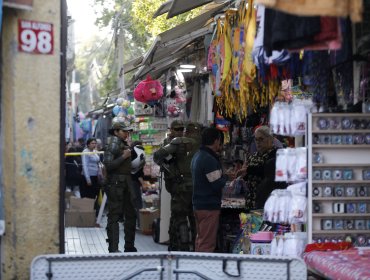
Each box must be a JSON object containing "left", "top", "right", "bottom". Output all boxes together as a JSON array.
[
  {"left": 170, "top": 120, "right": 184, "bottom": 130},
  {"left": 184, "top": 122, "right": 202, "bottom": 135},
  {"left": 108, "top": 122, "right": 133, "bottom": 135}
]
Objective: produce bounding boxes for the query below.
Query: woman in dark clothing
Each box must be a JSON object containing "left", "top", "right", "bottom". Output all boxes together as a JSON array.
[
  {"left": 65, "top": 145, "right": 83, "bottom": 197},
  {"left": 241, "top": 126, "right": 286, "bottom": 211}
]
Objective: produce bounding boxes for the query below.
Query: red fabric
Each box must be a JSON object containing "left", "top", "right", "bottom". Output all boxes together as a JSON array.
[
  {"left": 289, "top": 17, "right": 342, "bottom": 51},
  {"left": 304, "top": 241, "right": 353, "bottom": 253},
  {"left": 304, "top": 248, "right": 370, "bottom": 280}
]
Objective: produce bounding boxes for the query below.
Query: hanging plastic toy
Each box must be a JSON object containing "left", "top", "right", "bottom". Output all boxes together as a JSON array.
[{"left": 133, "top": 75, "right": 163, "bottom": 106}]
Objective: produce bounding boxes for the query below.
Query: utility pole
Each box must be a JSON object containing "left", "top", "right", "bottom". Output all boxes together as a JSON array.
[{"left": 117, "top": 26, "right": 126, "bottom": 98}]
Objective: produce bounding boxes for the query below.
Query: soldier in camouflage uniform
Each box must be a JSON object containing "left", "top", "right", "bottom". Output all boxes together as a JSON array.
[
  {"left": 153, "top": 121, "right": 202, "bottom": 251},
  {"left": 161, "top": 120, "right": 184, "bottom": 194},
  {"left": 103, "top": 122, "right": 137, "bottom": 253},
  {"left": 163, "top": 120, "right": 185, "bottom": 146}
]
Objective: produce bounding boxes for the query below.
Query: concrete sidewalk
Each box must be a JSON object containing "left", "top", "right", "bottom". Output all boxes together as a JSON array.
[{"left": 65, "top": 214, "right": 167, "bottom": 254}]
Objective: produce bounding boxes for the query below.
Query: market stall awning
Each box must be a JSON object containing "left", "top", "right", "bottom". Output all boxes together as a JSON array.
[
  {"left": 130, "top": 3, "right": 228, "bottom": 81},
  {"left": 122, "top": 56, "right": 143, "bottom": 74},
  {"left": 170, "top": 0, "right": 213, "bottom": 19},
  {"left": 152, "top": 0, "right": 172, "bottom": 18},
  {"left": 152, "top": 0, "right": 226, "bottom": 19}
]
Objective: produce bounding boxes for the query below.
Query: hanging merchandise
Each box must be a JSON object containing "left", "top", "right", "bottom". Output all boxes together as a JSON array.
[
  {"left": 240, "top": 0, "right": 256, "bottom": 83},
  {"left": 270, "top": 233, "right": 307, "bottom": 258},
  {"left": 302, "top": 51, "right": 331, "bottom": 111},
  {"left": 214, "top": 111, "right": 231, "bottom": 132},
  {"left": 330, "top": 18, "right": 354, "bottom": 111},
  {"left": 165, "top": 69, "right": 187, "bottom": 118},
  {"left": 219, "top": 12, "right": 233, "bottom": 93},
  {"left": 214, "top": 4, "right": 250, "bottom": 120},
  {"left": 270, "top": 99, "right": 313, "bottom": 137},
  {"left": 263, "top": 182, "right": 307, "bottom": 225},
  {"left": 133, "top": 75, "right": 164, "bottom": 106},
  {"left": 231, "top": 1, "right": 247, "bottom": 91},
  {"left": 275, "top": 147, "right": 307, "bottom": 182},
  {"left": 236, "top": 0, "right": 257, "bottom": 120},
  {"left": 214, "top": 14, "right": 233, "bottom": 98},
  {"left": 208, "top": 19, "right": 223, "bottom": 97},
  {"left": 252, "top": 5, "right": 290, "bottom": 73},
  {"left": 254, "top": 0, "right": 363, "bottom": 23},
  {"left": 214, "top": 0, "right": 281, "bottom": 121},
  {"left": 288, "top": 17, "right": 342, "bottom": 52},
  {"left": 263, "top": 8, "right": 321, "bottom": 55}
]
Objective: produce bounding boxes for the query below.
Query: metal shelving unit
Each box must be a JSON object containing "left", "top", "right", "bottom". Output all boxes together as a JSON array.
[{"left": 307, "top": 113, "right": 370, "bottom": 243}]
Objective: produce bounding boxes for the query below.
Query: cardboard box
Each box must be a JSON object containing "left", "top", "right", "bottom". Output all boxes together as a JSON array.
[
  {"left": 65, "top": 210, "right": 96, "bottom": 227},
  {"left": 69, "top": 197, "right": 95, "bottom": 211},
  {"left": 139, "top": 209, "right": 159, "bottom": 235},
  {"left": 250, "top": 242, "right": 271, "bottom": 255}
]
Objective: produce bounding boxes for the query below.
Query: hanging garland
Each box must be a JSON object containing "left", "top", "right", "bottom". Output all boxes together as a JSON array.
[{"left": 210, "top": 0, "right": 280, "bottom": 122}]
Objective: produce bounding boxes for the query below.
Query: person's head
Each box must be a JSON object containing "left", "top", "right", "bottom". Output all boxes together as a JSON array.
[
  {"left": 78, "top": 137, "right": 85, "bottom": 147},
  {"left": 86, "top": 138, "right": 97, "bottom": 150},
  {"left": 201, "top": 127, "right": 223, "bottom": 153},
  {"left": 96, "top": 138, "right": 102, "bottom": 150},
  {"left": 109, "top": 122, "right": 133, "bottom": 140},
  {"left": 254, "top": 126, "right": 274, "bottom": 153},
  {"left": 184, "top": 122, "right": 202, "bottom": 139},
  {"left": 169, "top": 120, "right": 184, "bottom": 139},
  {"left": 66, "top": 141, "right": 72, "bottom": 151}
]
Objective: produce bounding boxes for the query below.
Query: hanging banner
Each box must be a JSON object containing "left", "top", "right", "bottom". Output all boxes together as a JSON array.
[
  {"left": 3, "top": 0, "right": 32, "bottom": 10},
  {"left": 18, "top": 19, "right": 54, "bottom": 55}
]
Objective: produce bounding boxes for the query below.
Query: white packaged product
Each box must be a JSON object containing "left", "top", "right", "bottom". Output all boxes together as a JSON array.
[{"left": 275, "top": 149, "right": 288, "bottom": 182}]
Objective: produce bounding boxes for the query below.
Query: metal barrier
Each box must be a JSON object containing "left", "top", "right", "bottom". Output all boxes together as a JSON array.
[{"left": 31, "top": 251, "right": 306, "bottom": 280}]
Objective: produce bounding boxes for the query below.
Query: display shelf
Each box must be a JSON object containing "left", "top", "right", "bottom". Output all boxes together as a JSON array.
[
  {"left": 312, "top": 129, "right": 370, "bottom": 134},
  {"left": 312, "top": 230, "right": 370, "bottom": 234},
  {"left": 313, "top": 213, "right": 370, "bottom": 218},
  {"left": 312, "top": 180, "right": 370, "bottom": 184},
  {"left": 308, "top": 113, "right": 370, "bottom": 243},
  {"left": 312, "top": 145, "right": 370, "bottom": 148},
  {"left": 313, "top": 163, "right": 370, "bottom": 167},
  {"left": 313, "top": 197, "right": 370, "bottom": 201},
  {"left": 311, "top": 113, "right": 370, "bottom": 117}
]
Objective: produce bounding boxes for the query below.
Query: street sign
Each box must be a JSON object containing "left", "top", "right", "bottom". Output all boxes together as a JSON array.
[{"left": 18, "top": 19, "right": 54, "bottom": 54}]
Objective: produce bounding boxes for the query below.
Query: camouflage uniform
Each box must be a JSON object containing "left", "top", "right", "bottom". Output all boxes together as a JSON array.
[
  {"left": 161, "top": 120, "right": 184, "bottom": 194},
  {"left": 104, "top": 122, "right": 137, "bottom": 253},
  {"left": 154, "top": 122, "right": 202, "bottom": 251}
]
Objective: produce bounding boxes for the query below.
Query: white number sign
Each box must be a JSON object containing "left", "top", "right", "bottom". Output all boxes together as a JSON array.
[{"left": 18, "top": 19, "right": 54, "bottom": 55}]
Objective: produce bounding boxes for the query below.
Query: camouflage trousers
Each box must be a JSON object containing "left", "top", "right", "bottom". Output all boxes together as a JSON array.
[
  {"left": 105, "top": 177, "right": 136, "bottom": 252},
  {"left": 168, "top": 190, "right": 195, "bottom": 251}
]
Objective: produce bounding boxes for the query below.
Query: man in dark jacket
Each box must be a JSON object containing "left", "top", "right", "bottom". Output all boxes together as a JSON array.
[{"left": 191, "top": 127, "right": 228, "bottom": 252}]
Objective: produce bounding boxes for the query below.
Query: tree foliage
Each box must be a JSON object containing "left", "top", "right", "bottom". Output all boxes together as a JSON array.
[
  {"left": 74, "top": 34, "right": 117, "bottom": 110},
  {"left": 93, "top": 0, "right": 202, "bottom": 53},
  {"left": 75, "top": 0, "right": 201, "bottom": 106}
]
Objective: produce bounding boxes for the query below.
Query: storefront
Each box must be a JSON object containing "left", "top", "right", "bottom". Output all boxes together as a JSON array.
[
  {"left": 66, "top": 0, "right": 370, "bottom": 278},
  {"left": 115, "top": 0, "right": 370, "bottom": 278}
]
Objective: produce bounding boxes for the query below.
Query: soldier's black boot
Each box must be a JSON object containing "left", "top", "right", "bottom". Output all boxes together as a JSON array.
[{"left": 124, "top": 245, "right": 137, "bottom": 252}]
